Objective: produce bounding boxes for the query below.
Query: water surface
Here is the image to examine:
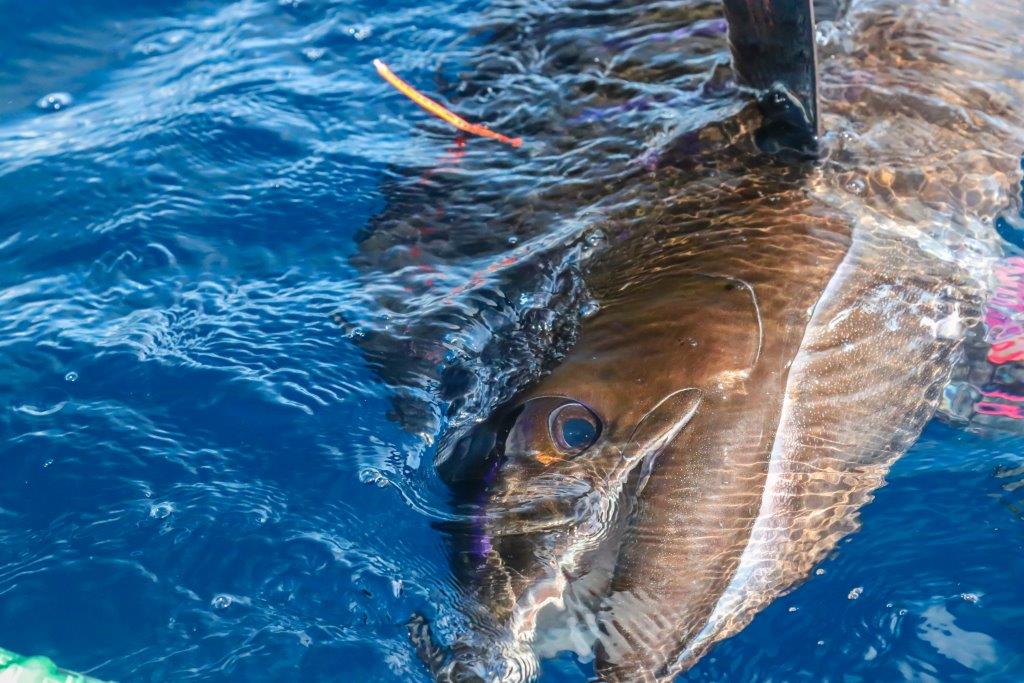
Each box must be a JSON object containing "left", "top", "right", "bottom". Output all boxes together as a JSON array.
[{"left": 2, "top": 0, "right": 1024, "bottom": 680}]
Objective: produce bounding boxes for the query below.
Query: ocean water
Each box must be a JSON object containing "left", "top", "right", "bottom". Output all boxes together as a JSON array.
[{"left": 2, "top": 0, "right": 1024, "bottom": 681}]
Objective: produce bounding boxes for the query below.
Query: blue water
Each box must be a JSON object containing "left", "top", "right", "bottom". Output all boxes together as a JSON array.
[{"left": 2, "top": 0, "right": 1024, "bottom": 681}]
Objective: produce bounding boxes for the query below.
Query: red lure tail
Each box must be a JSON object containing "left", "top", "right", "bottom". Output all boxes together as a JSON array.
[{"left": 374, "top": 59, "right": 522, "bottom": 148}]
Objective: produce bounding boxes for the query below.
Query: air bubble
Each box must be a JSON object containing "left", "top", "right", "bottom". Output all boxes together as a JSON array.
[
  {"left": 211, "top": 594, "right": 233, "bottom": 610},
  {"left": 149, "top": 502, "right": 174, "bottom": 519},
  {"left": 846, "top": 178, "right": 867, "bottom": 195},
  {"left": 359, "top": 468, "right": 389, "bottom": 488},
  {"left": 302, "top": 47, "right": 325, "bottom": 62},
  {"left": 815, "top": 21, "right": 840, "bottom": 48},
  {"left": 847, "top": 586, "right": 863, "bottom": 600},
  {"left": 36, "top": 92, "right": 73, "bottom": 112},
  {"left": 65, "top": 371, "right": 78, "bottom": 383},
  {"left": 348, "top": 26, "right": 372, "bottom": 41}
]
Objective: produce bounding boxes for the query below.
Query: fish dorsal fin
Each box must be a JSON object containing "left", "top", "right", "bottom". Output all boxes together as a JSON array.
[{"left": 722, "top": 0, "right": 820, "bottom": 156}]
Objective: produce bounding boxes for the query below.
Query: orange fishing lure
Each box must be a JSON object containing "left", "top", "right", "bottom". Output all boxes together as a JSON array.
[{"left": 373, "top": 59, "right": 522, "bottom": 148}]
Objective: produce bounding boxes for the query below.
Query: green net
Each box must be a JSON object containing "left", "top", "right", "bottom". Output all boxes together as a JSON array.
[{"left": 0, "top": 648, "right": 106, "bottom": 683}]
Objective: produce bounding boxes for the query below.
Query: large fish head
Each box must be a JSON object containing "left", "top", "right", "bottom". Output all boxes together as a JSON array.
[{"left": 440, "top": 271, "right": 764, "bottom": 681}]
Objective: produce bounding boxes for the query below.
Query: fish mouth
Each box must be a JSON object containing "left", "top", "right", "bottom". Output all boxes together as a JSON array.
[
  {"left": 458, "top": 463, "right": 655, "bottom": 672},
  {"left": 436, "top": 562, "right": 579, "bottom": 682},
  {"left": 410, "top": 613, "right": 538, "bottom": 683},
  {"left": 439, "top": 646, "right": 537, "bottom": 683},
  {"left": 439, "top": 491, "right": 612, "bottom": 681}
]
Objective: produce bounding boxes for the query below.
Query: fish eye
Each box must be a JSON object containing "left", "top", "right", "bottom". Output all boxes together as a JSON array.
[{"left": 549, "top": 402, "right": 601, "bottom": 455}]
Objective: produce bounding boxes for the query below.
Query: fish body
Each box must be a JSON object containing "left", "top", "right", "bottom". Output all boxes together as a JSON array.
[{"left": 429, "top": 0, "right": 1024, "bottom": 680}]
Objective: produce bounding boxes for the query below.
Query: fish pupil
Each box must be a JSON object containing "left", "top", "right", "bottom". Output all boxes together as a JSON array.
[{"left": 561, "top": 417, "right": 597, "bottom": 449}]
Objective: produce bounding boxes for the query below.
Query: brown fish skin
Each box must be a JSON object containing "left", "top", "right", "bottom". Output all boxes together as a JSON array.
[
  {"left": 434, "top": 0, "right": 1024, "bottom": 680},
  {"left": 451, "top": 202, "right": 861, "bottom": 679},
  {"left": 458, "top": 179, "right": 982, "bottom": 683}
]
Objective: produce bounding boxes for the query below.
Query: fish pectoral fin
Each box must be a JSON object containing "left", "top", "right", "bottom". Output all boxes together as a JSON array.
[{"left": 621, "top": 388, "right": 703, "bottom": 465}]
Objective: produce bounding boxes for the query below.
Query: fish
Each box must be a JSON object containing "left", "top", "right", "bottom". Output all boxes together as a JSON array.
[{"left": 414, "top": 0, "right": 1024, "bottom": 680}]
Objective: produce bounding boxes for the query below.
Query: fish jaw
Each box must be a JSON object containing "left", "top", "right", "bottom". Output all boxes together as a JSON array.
[{"left": 444, "top": 476, "right": 625, "bottom": 681}]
